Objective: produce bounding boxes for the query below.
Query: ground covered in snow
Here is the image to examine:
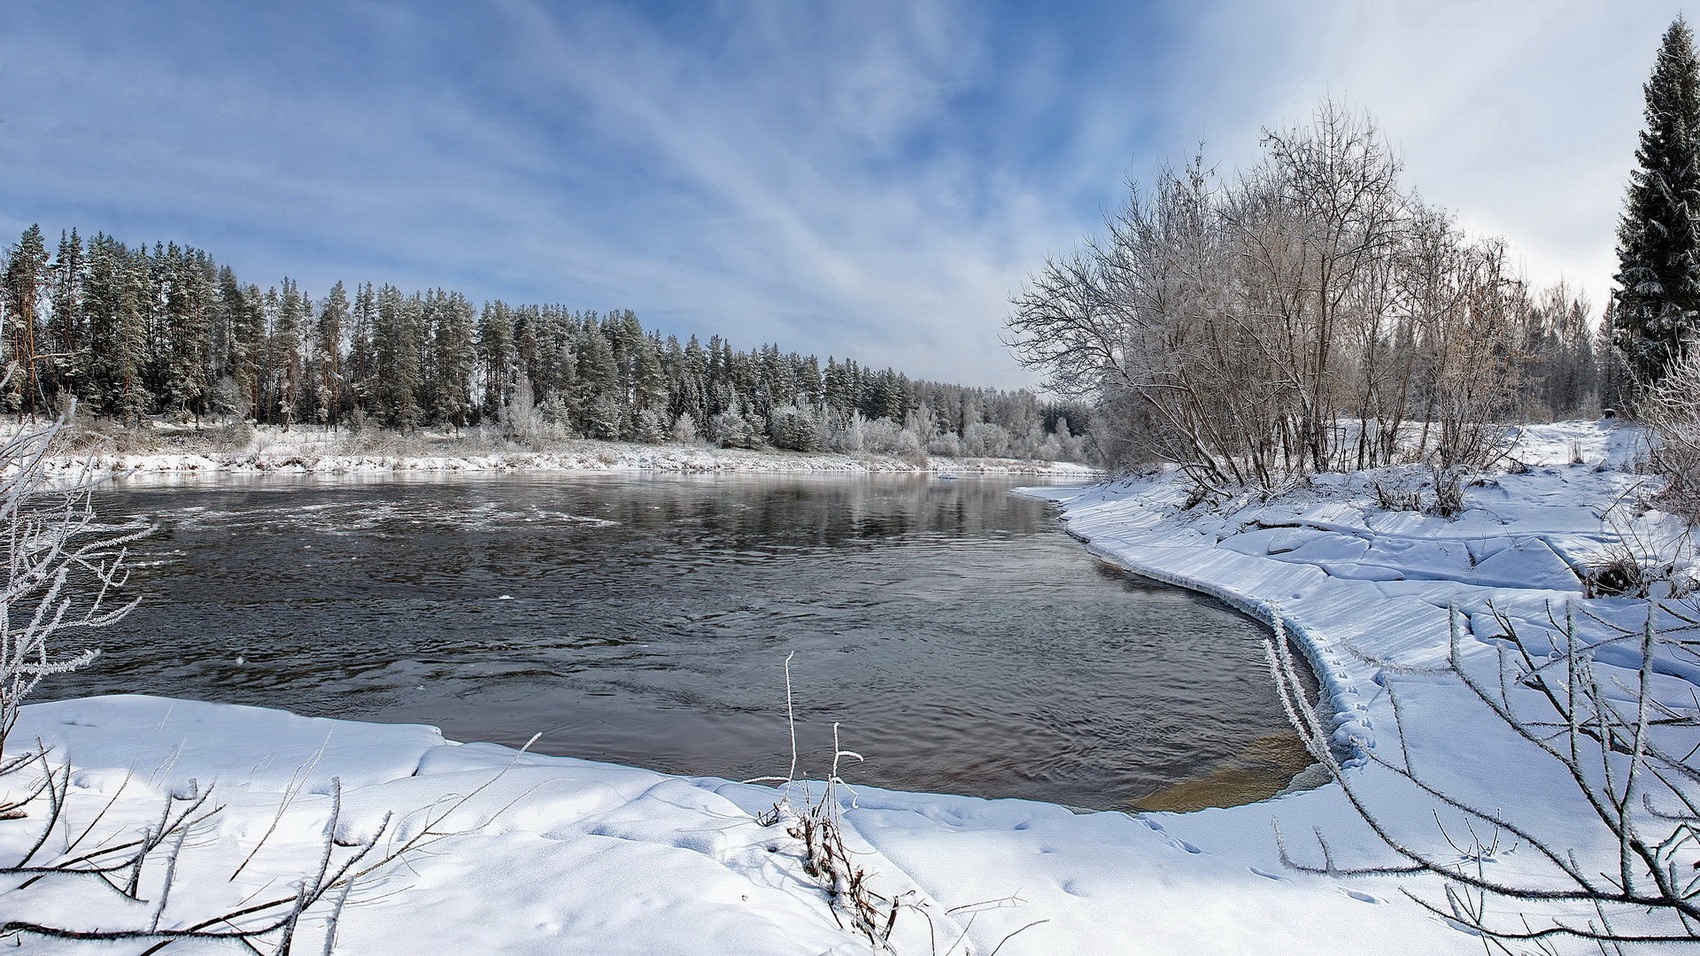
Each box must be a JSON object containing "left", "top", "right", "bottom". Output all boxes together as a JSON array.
[
  {"left": 6, "top": 420, "right": 1691, "bottom": 954},
  {"left": 37, "top": 423, "right": 1095, "bottom": 481}
]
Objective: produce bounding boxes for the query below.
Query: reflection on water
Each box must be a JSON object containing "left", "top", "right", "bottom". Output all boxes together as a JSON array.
[{"left": 43, "top": 472, "right": 1304, "bottom": 811}]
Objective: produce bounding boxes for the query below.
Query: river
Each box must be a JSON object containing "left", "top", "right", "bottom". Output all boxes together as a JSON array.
[{"left": 40, "top": 472, "right": 1308, "bottom": 811}]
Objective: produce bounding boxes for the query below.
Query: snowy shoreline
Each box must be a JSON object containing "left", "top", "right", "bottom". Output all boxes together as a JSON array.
[
  {"left": 7, "top": 420, "right": 1677, "bottom": 953},
  {"left": 39, "top": 426, "right": 1098, "bottom": 483}
]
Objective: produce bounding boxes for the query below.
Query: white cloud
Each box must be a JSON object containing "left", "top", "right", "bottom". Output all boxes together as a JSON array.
[
  {"left": 1, "top": 0, "right": 1687, "bottom": 390},
  {"left": 1145, "top": 0, "right": 1683, "bottom": 316}
]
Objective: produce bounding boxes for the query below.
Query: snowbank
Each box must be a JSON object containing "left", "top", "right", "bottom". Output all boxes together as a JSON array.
[
  {"left": 7, "top": 420, "right": 1681, "bottom": 953},
  {"left": 37, "top": 424, "right": 1098, "bottom": 482}
]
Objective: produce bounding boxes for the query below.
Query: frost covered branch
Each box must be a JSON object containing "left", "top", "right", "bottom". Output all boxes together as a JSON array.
[
  {"left": 0, "top": 402, "right": 148, "bottom": 761},
  {"left": 1270, "top": 602, "right": 1700, "bottom": 946},
  {"left": 0, "top": 732, "right": 542, "bottom": 952}
]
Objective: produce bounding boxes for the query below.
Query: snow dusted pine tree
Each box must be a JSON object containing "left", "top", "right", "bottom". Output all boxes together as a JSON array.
[
  {"left": 1613, "top": 17, "right": 1700, "bottom": 386},
  {"left": 2, "top": 225, "right": 49, "bottom": 413},
  {"left": 314, "top": 281, "right": 348, "bottom": 427}
]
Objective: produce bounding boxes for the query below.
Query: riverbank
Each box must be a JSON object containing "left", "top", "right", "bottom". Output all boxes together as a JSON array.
[
  {"left": 7, "top": 420, "right": 1680, "bottom": 953},
  {"left": 34, "top": 422, "right": 1097, "bottom": 482}
]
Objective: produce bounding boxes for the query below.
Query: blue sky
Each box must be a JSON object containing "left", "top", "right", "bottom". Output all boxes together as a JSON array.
[{"left": 0, "top": 1, "right": 1684, "bottom": 389}]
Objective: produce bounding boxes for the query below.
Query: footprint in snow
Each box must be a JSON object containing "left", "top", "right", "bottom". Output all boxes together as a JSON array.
[
  {"left": 1249, "top": 866, "right": 1285, "bottom": 882},
  {"left": 1175, "top": 839, "right": 1202, "bottom": 854},
  {"left": 1342, "top": 889, "right": 1380, "bottom": 904}
]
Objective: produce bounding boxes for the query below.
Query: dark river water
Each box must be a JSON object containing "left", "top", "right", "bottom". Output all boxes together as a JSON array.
[{"left": 42, "top": 473, "right": 1306, "bottom": 811}]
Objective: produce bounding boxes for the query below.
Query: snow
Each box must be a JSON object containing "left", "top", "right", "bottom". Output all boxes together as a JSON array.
[
  {"left": 5, "top": 419, "right": 1689, "bottom": 953},
  {"left": 33, "top": 424, "right": 1098, "bottom": 483}
]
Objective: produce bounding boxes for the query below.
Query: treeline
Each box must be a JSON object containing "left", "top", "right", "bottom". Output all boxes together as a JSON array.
[
  {"left": 0, "top": 225, "right": 1088, "bottom": 461},
  {"left": 1010, "top": 102, "right": 1613, "bottom": 488}
]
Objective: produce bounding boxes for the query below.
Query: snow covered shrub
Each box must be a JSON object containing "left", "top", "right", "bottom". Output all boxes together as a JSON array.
[
  {"left": 1038, "top": 431, "right": 1063, "bottom": 462},
  {"left": 769, "top": 405, "right": 821, "bottom": 452},
  {"left": 1579, "top": 517, "right": 1696, "bottom": 598},
  {"left": 1427, "top": 465, "right": 1466, "bottom": 518},
  {"left": 892, "top": 427, "right": 926, "bottom": 465},
  {"left": 630, "top": 407, "right": 668, "bottom": 444},
  {"left": 711, "top": 409, "right": 763, "bottom": 449},
  {"left": 927, "top": 432, "right": 962, "bottom": 458},
  {"left": 860, "top": 417, "right": 925, "bottom": 460},
  {"left": 827, "top": 411, "right": 866, "bottom": 454},
  {"left": 745, "top": 654, "right": 894, "bottom": 945},
  {"left": 1639, "top": 348, "right": 1700, "bottom": 524},
  {"left": 63, "top": 417, "right": 156, "bottom": 455},
  {"left": 1582, "top": 554, "right": 1655, "bottom": 598},
  {"left": 961, "top": 421, "right": 1009, "bottom": 458},
  {"left": 0, "top": 408, "right": 146, "bottom": 761},
  {"left": 201, "top": 418, "right": 255, "bottom": 453},
  {"left": 670, "top": 412, "right": 698, "bottom": 444},
  {"left": 1371, "top": 478, "right": 1421, "bottom": 513},
  {"left": 855, "top": 420, "right": 928, "bottom": 463}
]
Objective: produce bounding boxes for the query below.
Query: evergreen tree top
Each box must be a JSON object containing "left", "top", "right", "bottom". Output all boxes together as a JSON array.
[{"left": 1613, "top": 16, "right": 1700, "bottom": 385}]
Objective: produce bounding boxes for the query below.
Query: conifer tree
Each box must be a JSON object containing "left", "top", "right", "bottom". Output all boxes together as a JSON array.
[
  {"left": 346, "top": 282, "right": 377, "bottom": 418},
  {"left": 428, "top": 290, "right": 476, "bottom": 429},
  {"left": 229, "top": 277, "right": 267, "bottom": 420},
  {"left": 477, "top": 300, "right": 516, "bottom": 419},
  {"left": 630, "top": 331, "right": 668, "bottom": 440},
  {"left": 267, "top": 280, "right": 305, "bottom": 428},
  {"left": 3, "top": 225, "right": 50, "bottom": 413},
  {"left": 314, "top": 282, "right": 348, "bottom": 427},
  {"left": 374, "top": 285, "right": 421, "bottom": 429},
  {"left": 82, "top": 237, "right": 150, "bottom": 421},
  {"left": 0, "top": 221, "right": 1089, "bottom": 456},
  {"left": 573, "top": 320, "right": 620, "bottom": 439},
  {"left": 47, "top": 230, "right": 85, "bottom": 405},
  {"left": 1614, "top": 17, "right": 1700, "bottom": 384},
  {"left": 157, "top": 245, "right": 215, "bottom": 421}
]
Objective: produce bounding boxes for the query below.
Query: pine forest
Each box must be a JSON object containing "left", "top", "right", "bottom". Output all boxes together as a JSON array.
[{"left": 0, "top": 225, "right": 1089, "bottom": 461}]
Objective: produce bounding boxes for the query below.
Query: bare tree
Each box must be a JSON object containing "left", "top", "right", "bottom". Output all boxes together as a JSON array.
[
  {"left": 1226, "top": 100, "right": 1407, "bottom": 475},
  {"left": 1008, "top": 100, "right": 1589, "bottom": 493}
]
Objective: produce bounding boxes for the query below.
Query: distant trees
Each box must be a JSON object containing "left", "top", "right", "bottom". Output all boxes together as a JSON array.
[
  {"left": 1613, "top": 17, "right": 1700, "bottom": 387},
  {"left": 1009, "top": 101, "right": 1603, "bottom": 487},
  {"left": 0, "top": 227, "right": 1084, "bottom": 461}
]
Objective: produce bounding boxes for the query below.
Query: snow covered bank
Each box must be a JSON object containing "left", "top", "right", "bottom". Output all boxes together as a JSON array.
[
  {"left": 9, "top": 693, "right": 1468, "bottom": 954},
  {"left": 38, "top": 424, "right": 1097, "bottom": 482},
  {"left": 8, "top": 420, "right": 1682, "bottom": 953}
]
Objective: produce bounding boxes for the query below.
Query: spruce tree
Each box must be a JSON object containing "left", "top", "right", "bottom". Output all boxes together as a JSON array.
[
  {"left": 428, "top": 290, "right": 476, "bottom": 428},
  {"left": 1614, "top": 17, "right": 1700, "bottom": 384}
]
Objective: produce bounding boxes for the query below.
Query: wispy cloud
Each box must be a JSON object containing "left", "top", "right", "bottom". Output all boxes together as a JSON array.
[{"left": 0, "top": 1, "right": 1687, "bottom": 387}]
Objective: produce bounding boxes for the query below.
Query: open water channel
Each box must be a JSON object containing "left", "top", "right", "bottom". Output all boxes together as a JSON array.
[{"left": 41, "top": 473, "right": 1309, "bottom": 811}]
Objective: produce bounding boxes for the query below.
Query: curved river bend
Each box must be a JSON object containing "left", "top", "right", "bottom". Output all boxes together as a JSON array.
[{"left": 43, "top": 473, "right": 1307, "bottom": 811}]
